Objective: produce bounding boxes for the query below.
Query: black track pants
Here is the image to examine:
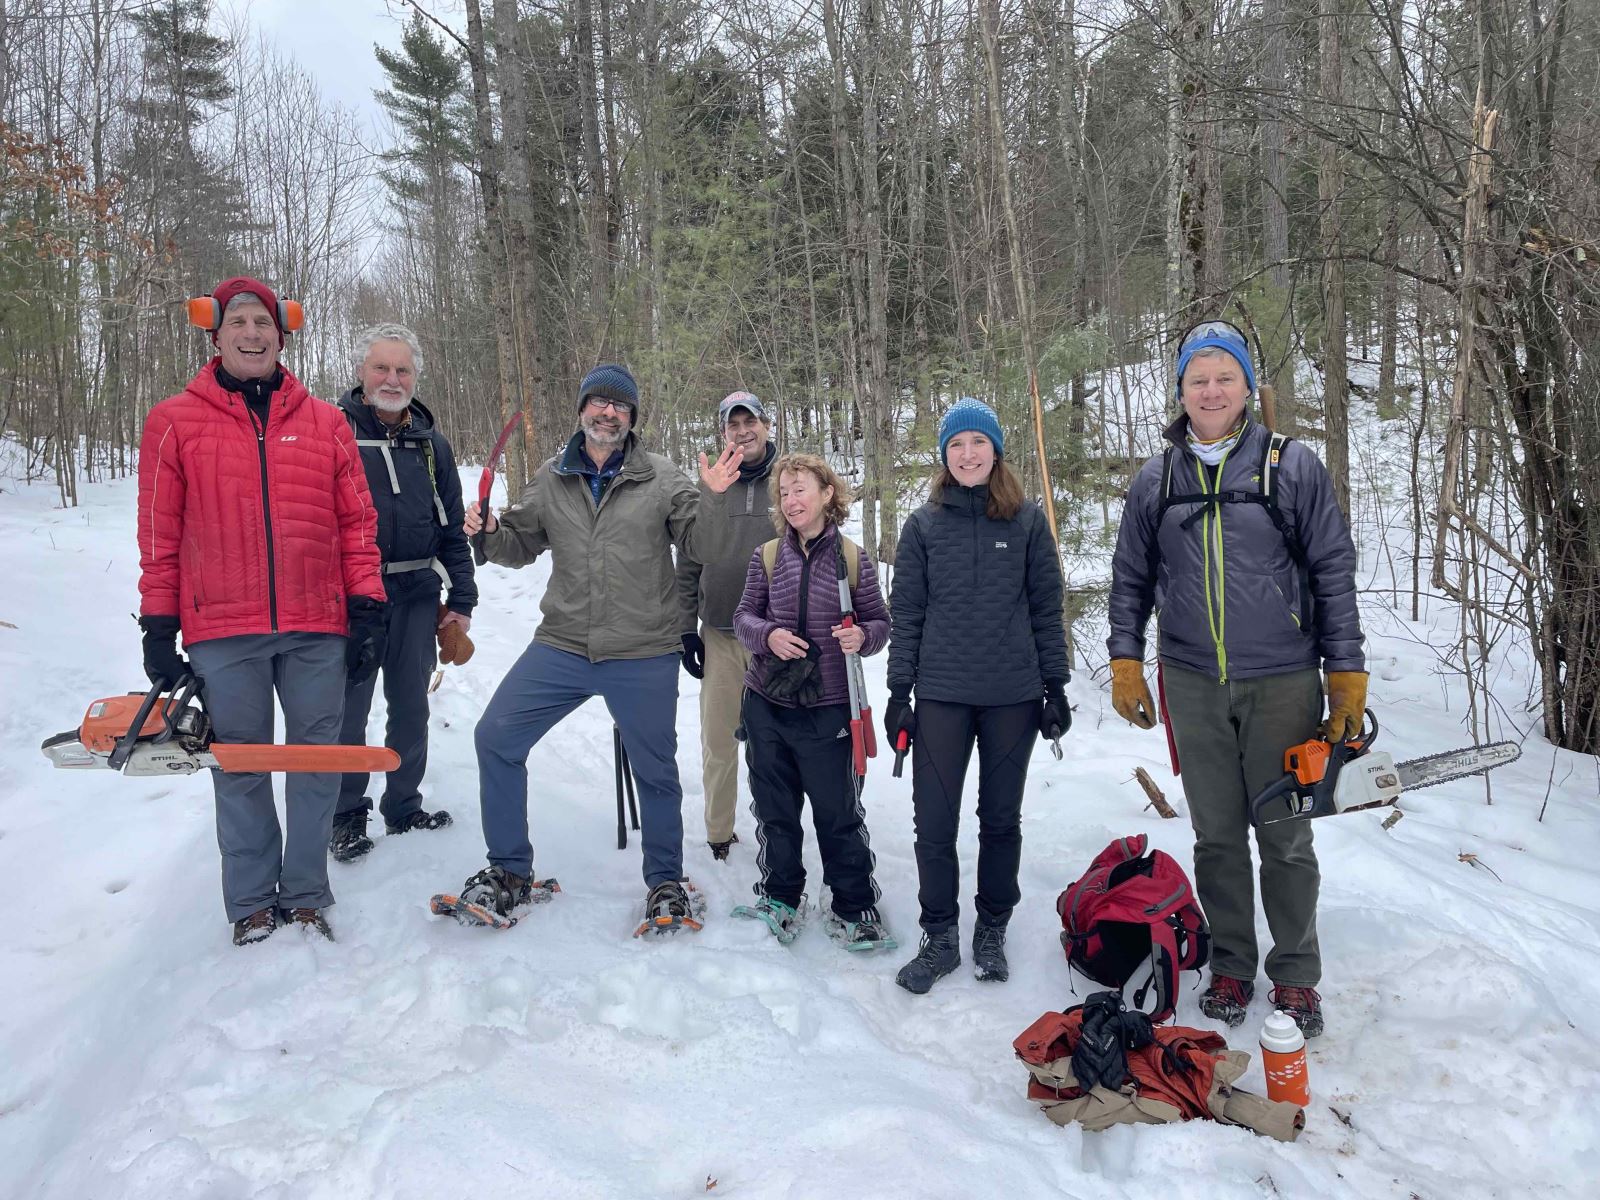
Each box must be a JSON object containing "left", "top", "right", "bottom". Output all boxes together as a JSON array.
[
  {"left": 742, "top": 690, "right": 882, "bottom": 920},
  {"left": 910, "top": 698, "right": 1039, "bottom": 934}
]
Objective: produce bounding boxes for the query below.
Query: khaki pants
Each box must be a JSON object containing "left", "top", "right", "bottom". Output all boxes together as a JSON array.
[
  {"left": 700, "top": 624, "right": 751, "bottom": 843},
  {"left": 1162, "top": 664, "right": 1323, "bottom": 987}
]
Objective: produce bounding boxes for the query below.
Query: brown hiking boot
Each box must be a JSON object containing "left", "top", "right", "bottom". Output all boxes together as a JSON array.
[
  {"left": 1199, "top": 974, "right": 1255, "bottom": 1027},
  {"left": 232, "top": 906, "right": 279, "bottom": 947},
  {"left": 282, "top": 907, "right": 334, "bottom": 941},
  {"left": 1269, "top": 985, "right": 1324, "bottom": 1038}
]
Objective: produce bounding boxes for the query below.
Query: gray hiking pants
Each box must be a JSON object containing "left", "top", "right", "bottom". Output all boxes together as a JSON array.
[
  {"left": 1162, "top": 663, "right": 1323, "bottom": 987},
  {"left": 187, "top": 632, "right": 347, "bottom": 922}
]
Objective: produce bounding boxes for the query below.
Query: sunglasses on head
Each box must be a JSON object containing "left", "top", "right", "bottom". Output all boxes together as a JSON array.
[{"left": 1179, "top": 319, "right": 1249, "bottom": 353}]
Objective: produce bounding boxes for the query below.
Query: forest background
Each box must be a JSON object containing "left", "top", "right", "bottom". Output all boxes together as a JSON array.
[{"left": 1, "top": 0, "right": 1596, "bottom": 756}]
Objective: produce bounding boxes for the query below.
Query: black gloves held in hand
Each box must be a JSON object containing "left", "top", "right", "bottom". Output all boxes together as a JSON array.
[
  {"left": 883, "top": 697, "right": 916, "bottom": 749},
  {"left": 346, "top": 597, "right": 389, "bottom": 685},
  {"left": 138, "top": 614, "right": 189, "bottom": 690},
  {"left": 680, "top": 632, "right": 705, "bottom": 680},
  {"left": 1041, "top": 683, "right": 1071, "bottom": 740}
]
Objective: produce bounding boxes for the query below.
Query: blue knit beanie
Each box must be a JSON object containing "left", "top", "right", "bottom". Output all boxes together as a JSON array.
[
  {"left": 938, "top": 397, "right": 1004, "bottom": 465},
  {"left": 1175, "top": 321, "right": 1256, "bottom": 397},
  {"left": 578, "top": 363, "right": 639, "bottom": 415}
]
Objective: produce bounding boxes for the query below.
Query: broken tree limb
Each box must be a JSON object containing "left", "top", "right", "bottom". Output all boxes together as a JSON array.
[{"left": 1133, "top": 767, "right": 1179, "bottom": 819}]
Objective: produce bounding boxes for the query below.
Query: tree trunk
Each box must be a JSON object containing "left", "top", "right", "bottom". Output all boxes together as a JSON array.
[{"left": 1318, "top": 0, "right": 1350, "bottom": 512}]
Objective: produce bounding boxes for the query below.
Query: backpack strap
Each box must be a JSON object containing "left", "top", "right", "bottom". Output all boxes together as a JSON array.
[{"left": 763, "top": 534, "right": 860, "bottom": 591}]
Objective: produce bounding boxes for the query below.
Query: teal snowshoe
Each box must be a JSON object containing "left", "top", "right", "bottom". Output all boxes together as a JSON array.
[
  {"left": 824, "top": 907, "right": 898, "bottom": 953},
  {"left": 731, "top": 894, "right": 808, "bottom": 945}
]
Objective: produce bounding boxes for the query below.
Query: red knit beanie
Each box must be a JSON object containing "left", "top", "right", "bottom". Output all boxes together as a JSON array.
[{"left": 210, "top": 276, "right": 285, "bottom": 347}]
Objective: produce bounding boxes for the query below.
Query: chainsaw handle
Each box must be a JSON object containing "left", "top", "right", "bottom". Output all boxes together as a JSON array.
[{"left": 1251, "top": 708, "right": 1380, "bottom": 825}]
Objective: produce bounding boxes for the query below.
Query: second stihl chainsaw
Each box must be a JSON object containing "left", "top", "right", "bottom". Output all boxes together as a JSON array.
[
  {"left": 1249, "top": 709, "right": 1521, "bottom": 826},
  {"left": 41, "top": 675, "right": 401, "bottom": 777}
]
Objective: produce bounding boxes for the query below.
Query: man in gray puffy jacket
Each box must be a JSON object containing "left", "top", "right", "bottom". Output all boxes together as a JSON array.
[{"left": 1106, "top": 319, "right": 1368, "bottom": 1039}]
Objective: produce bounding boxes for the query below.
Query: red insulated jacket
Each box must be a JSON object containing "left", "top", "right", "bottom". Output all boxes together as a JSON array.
[{"left": 137, "top": 359, "right": 385, "bottom": 645}]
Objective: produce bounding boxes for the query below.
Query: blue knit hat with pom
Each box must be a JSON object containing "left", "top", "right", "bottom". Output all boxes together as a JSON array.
[
  {"left": 578, "top": 363, "right": 639, "bottom": 416},
  {"left": 938, "top": 397, "right": 1004, "bottom": 465}
]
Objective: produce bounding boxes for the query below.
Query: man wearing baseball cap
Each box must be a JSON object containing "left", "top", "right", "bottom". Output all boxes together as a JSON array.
[
  {"left": 675, "top": 391, "right": 778, "bottom": 859},
  {"left": 136, "top": 275, "right": 387, "bottom": 947}
]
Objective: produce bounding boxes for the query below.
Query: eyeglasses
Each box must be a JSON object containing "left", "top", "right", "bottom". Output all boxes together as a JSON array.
[
  {"left": 584, "top": 396, "right": 630, "bottom": 413},
  {"left": 1179, "top": 320, "right": 1249, "bottom": 353}
]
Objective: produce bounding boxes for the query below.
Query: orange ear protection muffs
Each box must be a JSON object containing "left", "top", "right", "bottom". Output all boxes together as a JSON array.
[{"left": 186, "top": 277, "right": 303, "bottom": 339}]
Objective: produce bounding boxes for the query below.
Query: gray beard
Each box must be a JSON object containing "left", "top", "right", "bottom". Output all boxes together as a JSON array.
[
  {"left": 581, "top": 416, "right": 627, "bottom": 447},
  {"left": 369, "top": 394, "right": 410, "bottom": 414}
]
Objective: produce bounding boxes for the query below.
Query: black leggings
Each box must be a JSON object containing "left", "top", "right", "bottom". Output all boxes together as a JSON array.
[{"left": 910, "top": 698, "right": 1039, "bottom": 934}]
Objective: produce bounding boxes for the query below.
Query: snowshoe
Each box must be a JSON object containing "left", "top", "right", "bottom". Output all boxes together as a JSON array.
[
  {"left": 232, "top": 906, "right": 280, "bottom": 947},
  {"left": 731, "top": 894, "right": 807, "bottom": 945},
  {"left": 430, "top": 866, "right": 560, "bottom": 930},
  {"left": 329, "top": 809, "right": 374, "bottom": 863},
  {"left": 387, "top": 808, "right": 453, "bottom": 836},
  {"left": 708, "top": 832, "right": 739, "bottom": 862},
  {"left": 1199, "top": 974, "right": 1255, "bottom": 1027},
  {"left": 972, "top": 921, "right": 1009, "bottom": 982},
  {"left": 823, "top": 907, "right": 898, "bottom": 953},
  {"left": 1269, "top": 985, "right": 1324, "bottom": 1039},
  {"left": 282, "top": 906, "right": 334, "bottom": 941},
  {"left": 633, "top": 879, "right": 706, "bottom": 938},
  {"left": 895, "top": 928, "right": 961, "bottom": 994}
]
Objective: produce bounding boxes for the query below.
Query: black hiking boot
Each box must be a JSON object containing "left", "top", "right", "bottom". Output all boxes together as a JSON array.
[
  {"left": 460, "top": 865, "right": 534, "bottom": 918},
  {"left": 895, "top": 928, "right": 962, "bottom": 995},
  {"left": 232, "top": 906, "right": 279, "bottom": 947},
  {"left": 1199, "top": 974, "right": 1255, "bottom": 1027},
  {"left": 329, "top": 809, "right": 374, "bottom": 863},
  {"left": 972, "top": 921, "right": 1009, "bottom": 983},
  {"left": 1270, "top": 985, "right": 1325, "bottom": 1039},
  {"left": 282, "top": 907, "right": 334, "bottom": 941},
  {"left": 386, "top": 808, "right": 453, "bottom": 836},
  {"left": 708, "top": 832, "right": 739, "bottom": 861}
]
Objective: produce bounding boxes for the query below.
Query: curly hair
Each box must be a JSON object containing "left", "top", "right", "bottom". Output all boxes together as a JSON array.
[{"left": 768, "top": 453, "right": 852, "bottom": 533}]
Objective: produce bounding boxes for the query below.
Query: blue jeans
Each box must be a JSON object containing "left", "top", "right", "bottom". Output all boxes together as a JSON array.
[{"left": 475, "top": 642, "right": 684, "bottom": 887}]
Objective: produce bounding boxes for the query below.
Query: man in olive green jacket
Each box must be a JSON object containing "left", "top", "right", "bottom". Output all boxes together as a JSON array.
[
  {"left": 457, "top": 363, "right": 740, "bottom": 930},
  {"left": 674, "top": 391, "right": 777, "bottom": 860}
]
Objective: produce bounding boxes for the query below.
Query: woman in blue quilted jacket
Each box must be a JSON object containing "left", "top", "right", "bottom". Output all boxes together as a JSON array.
[{"left": 886, "top": 398, "right": 1071, "bottom": 994}]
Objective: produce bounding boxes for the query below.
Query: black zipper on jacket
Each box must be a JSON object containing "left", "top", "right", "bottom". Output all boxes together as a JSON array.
[{"left": 249, "top": 409, "right": 280, "bottom": 631}]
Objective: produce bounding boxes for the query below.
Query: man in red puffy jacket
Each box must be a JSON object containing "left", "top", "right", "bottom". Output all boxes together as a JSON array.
[{"left": 136, "top": 275, "right": 387, "bottom": 947}]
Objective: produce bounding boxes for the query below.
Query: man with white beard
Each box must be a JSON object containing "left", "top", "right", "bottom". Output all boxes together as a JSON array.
[{"left": 329, "top": 323, "right": 477, "bottom": 862}]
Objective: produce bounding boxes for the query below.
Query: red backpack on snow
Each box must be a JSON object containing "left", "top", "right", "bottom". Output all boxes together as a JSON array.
[{"left": 1056, "top": 834, "right": 1210, "bottom": 1024}]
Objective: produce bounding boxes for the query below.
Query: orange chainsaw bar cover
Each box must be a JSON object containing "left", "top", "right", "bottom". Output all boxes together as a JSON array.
[{"left": 210, "top": 745, "right": 401, "bottom": 773}]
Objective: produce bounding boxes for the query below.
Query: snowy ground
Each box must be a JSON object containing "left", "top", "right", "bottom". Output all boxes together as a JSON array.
[{"left": 3, "top": 447, "right": 1599, "bottom": 1200}]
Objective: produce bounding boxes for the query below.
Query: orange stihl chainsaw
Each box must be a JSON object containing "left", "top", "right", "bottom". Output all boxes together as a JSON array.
[
  {"left": 41, "top": 675, "right": 400, "bottom": 777},
  {"left": 1249, "top": 709, "right": 1520, "bottom": 825}
]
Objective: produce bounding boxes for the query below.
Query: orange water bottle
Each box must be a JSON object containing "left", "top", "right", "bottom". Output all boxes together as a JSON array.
[{"left": 1260, "top": 1009, "right": 1310, "bottom": 1106}]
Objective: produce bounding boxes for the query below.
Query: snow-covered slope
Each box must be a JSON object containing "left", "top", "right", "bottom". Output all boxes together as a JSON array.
[{"left": 2, "top": 449, "right": 1597, "bottom": 1200}]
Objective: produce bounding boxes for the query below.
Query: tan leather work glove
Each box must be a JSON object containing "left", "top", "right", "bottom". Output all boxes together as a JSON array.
[
  {"left": 1110, "top": 659, "right": 1157, "bottom": 730},
  {"left": 1321, "top": 671, "right": 1369, "bottom": 742},
  {"left": 437, "top": 606, "right": 476, "bottom": 666}
]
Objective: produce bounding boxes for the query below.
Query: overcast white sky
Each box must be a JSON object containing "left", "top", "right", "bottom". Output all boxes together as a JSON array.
[{"left": 225, "top": 0, "right": 458, "bottom": 133}]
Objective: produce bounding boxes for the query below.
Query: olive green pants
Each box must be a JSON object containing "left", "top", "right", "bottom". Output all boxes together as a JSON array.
[{"left": 1162, "top": 663, "right": 1323, "bottom": 987}]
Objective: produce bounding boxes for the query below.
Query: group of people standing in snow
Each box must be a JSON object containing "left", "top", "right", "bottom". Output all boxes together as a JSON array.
[{"left": 135, "top": 274, "right": 1362, "bottom": 1039}]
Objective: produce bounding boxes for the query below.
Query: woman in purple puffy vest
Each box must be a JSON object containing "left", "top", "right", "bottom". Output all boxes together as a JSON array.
[{"left": 731, "top": 454, "right": 895, "bottom": 951}]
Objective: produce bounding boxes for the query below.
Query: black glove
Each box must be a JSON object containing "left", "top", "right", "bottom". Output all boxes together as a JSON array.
[
  {"left": 1042, "top": 684, "right": 1071, "bottom": 740},
  {"left": 138, "top": 614, "right": 189, "bottom": 690},
  {"left": 346, "top": 597, "right": 389, "bottom": 685},
  {"left": 680, "top": 632, "right": 705, "bottom": 680},
  {"left": 884, "top": 697, "right": 916, "bottom": 750}
]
